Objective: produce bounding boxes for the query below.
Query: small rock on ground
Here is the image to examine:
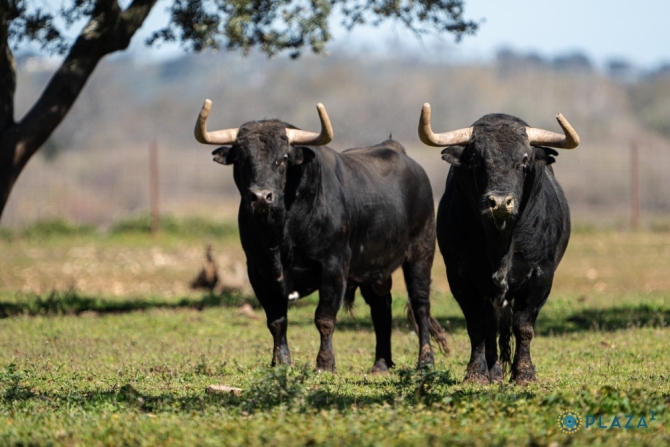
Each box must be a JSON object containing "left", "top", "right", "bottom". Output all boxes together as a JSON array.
[{"left": 206, "top": 385, "right": 242, "bottom": 396}]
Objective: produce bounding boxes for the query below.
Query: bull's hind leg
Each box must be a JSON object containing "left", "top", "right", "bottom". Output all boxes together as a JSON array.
[
  {"left": 360, "top": 284, "right": 394, "bottom": 373},
  {"left": 403, "top": 259, "right": 436, "bottom": 368},
  {"left": 248, "top": 264, "right": 290, "bottom": 367}
]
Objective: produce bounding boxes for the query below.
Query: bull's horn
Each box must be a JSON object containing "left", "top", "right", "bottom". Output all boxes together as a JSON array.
[
  {"left": 526, "top": 114, "right": 580, "bottom": 149},
  {"left": 285, "top": 103, "right": 333, "bottom": 146},
  {"left": 194, "top": 99, "right": 239, "bottom": 145},
  {"left": 418, "top": 103, "right": 472, "bottom": 147}
]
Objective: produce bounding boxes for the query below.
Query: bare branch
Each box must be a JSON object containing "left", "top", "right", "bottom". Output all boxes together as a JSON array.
[
  {"left": 0, "top": 0, "right": 17, "bottom": 132},
  {"left": 10, "top": 0, "right": 157, "bottom": 169}
]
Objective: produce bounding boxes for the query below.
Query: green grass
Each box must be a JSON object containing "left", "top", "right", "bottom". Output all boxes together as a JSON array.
[
  {"left": 1, "top": 215, "right": 238, "bottom": 240},
  {"left": 0, "top": 288, "right": 257, "bottom": 318},
  {"left": 10, "top": 218, "right": 96, "bottom": 240},
  {"left": 0, "top": 291, "right": 668, "bottom": 446},
  {"left": 1, "top": 229, "right": 669, "bottom": 445},
  {"left": 109, "top": 215, "right": 238, "bottom": 238}
]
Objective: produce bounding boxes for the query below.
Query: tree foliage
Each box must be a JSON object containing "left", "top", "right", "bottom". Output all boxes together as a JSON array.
[
  {"left": 0, "top": 0, "right": 477, "bottom": 220},
  {"left": 8, "top": 0, "right": 478, "bottom": 58}
]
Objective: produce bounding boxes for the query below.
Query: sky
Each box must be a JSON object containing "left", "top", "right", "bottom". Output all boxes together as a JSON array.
[
  {"left": 125, "top": 0, "right": 670, "bottom": 68},
  {"left": 438, "top": 0, "right": 670, "bottom": 67}
]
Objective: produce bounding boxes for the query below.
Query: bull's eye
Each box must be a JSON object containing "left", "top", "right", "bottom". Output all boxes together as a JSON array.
[
  {"left": 518, "top": 153, "right": 529, "bottom": 170},
  {"left": 275, "top": 154, "right": 289, "bottom": 166}
]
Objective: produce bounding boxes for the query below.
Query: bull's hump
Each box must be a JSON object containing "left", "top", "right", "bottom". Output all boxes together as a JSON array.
[{"left": 342, "top": 139, "right": 406, "bottom": 155}]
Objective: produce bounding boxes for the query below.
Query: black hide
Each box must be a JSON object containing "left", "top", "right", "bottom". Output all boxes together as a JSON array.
[
  {"left": 436, "top": 113, "right": 570, "bottom": 385},
  {"left": 216, "top": 119, "right": 442, "bottom": 372}
]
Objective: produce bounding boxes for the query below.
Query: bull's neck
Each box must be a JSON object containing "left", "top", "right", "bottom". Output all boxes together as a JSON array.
[
  {"left": 453, "top": 169, "right": 516, "bottom": 262},
  {"left": 482, "top": 163, "right": 545, "bottom": 290},
  {"left": 483, "top": 222, "right": 515, "bottom": 261},
  {"left": 483, "top": 221, "right": 515, "bottom": 297},
  {"left": 453, "top": 168, "right": 517, "bottom": 295},
  {"left": 247, "top": 160, "right": 321, "bottom": 256},
  {"left": 247, "top": 207, "right": 287, "bottom": 249}
]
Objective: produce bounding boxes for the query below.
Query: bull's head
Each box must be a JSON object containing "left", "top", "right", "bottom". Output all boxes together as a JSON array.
[
  {"left": 418, "top": 103, "right": 579, "bottom": 231},
  {"left": 194, "top": 99, "right": 333, "bottom": 213}
]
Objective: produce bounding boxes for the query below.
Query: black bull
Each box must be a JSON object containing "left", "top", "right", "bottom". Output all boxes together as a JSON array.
[
  {"left": 419, "top": 106, "right": 579, "bottom": 385},
  {"left": 196, "top": 102, "right": 448, "bottom": 372}
]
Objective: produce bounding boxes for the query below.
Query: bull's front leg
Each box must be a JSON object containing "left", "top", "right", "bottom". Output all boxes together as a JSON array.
[
  {"left": 511, "top": 276, "right": 551, "bottom": 385},
  {"left": 315, "top": 256, "right": 348, "bottom": 372},
  {"left": 511, "top": 308, "right": 540, "bottom": 385},
  {"left": 248, "top": 264, "right": 291, "bottom": 367}
]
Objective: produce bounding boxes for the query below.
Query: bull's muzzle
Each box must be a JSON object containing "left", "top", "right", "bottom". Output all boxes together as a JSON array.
[
  {"left": 487, "top": 194, "right": 516, "bottom": 230},
  {"left": 488, "top": 194, "right": 515, "bottom": 213},
  {"left": 249, "top": 189, "right": 275, "bottom": 210}
]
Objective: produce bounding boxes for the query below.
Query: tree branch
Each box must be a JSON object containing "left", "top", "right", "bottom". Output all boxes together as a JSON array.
[
  {"left": 0, "top": 0, "right": 16, "bottom": 132},
  {"left": 8, "top": 0, "right": 158, "bottom": 170}
]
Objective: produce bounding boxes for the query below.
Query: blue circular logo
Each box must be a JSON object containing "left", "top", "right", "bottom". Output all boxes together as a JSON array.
[{"left": 558, "top": 410, "right": 581, "bottom": 434}]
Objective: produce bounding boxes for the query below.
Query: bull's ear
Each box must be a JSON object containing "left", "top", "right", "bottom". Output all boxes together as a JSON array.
[
  {"left": 212, "top": 146, "right": 236, "bottom": 165},
  {"left": 440, "top": 146, "right": 465, "bottom": 166},
  {"left": 537, "top": 146, "right": 559, "bottom": 165},
  {"left": 289, "top": 146, "right": 315, "bottom": 165}
]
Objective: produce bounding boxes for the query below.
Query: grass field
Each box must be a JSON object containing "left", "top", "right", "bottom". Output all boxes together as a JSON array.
[{"left": 0, "top": 220, "right": 669, "bottom": 446}]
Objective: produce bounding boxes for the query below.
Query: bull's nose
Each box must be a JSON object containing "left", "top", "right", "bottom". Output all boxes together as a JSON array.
[
  {"left": 487, "top": 194, "right": 515, "bottom": 213},
  {"left": 249, "top": 190, "right": 274, "bottom": 206}
]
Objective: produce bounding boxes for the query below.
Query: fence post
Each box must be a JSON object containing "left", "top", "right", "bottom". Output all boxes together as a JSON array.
[
  {"left": 149, "top": 140, "right": 160, "bottom": 234},
  {"left": 631, "top": 142, "right": 640, "bottom": 230}
]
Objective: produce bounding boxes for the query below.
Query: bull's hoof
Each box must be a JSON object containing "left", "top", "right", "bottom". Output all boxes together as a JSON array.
[
  {"left": 511, "top": 364, "right": 536, "bottom": 386},
  {"left": 270, "top": 352, "right": 291, "bottom": 367},
  {"left": 463, "top": 371, "right": 490, "bottom": 384},
  {"left": 417, "top": 343, "right": 435, "bottom": 368},
  {"left": 463, "top": 366, "right": 489, "bottom": 385},
  {"left": 463, "top": 357, "right": 489, "bottom": 384},
  {"left": 370, "top": 358, "right": 393, "bottom": 374},
  {"left": 316, "top": 351, "right": 336, "bottom": 372},
  {"left": 488, "top": 362, "right": 503, "bottom": 383}
]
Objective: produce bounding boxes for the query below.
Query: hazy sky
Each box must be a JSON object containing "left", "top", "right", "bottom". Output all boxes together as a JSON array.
[
  {"left": 432, "top": 0, "right": 670, "bottom": 67},
  {"left": 94, "top": 0, "right": 670, "bottom": 68}
]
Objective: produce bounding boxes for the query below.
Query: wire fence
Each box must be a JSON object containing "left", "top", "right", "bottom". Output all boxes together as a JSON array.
[{"left": 3, "top": 136, "right": 669, "bottom": 230}]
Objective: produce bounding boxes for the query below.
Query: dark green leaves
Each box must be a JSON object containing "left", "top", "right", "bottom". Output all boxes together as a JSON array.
[{"left": 8, "top": 0, "right": 477, "bottom": 58}]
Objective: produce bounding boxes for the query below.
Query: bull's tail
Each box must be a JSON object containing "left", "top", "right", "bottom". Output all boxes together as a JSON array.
[
  {"left": 497, "top": 305, "right": 514, "bottom": 376},
  {"left": 406, "top": 303, "right": 450, "bottom": 355},
  {"left": 343, "top": 284, "right": 357, "bottom": 315}
]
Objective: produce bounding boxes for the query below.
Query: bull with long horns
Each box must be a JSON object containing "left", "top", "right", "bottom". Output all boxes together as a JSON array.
[
  {"left": 419, "top": 104, "right": 579, "bottom": 385},
  {"left": 196, "top": 100, "right": 448, "bottom": 372}
]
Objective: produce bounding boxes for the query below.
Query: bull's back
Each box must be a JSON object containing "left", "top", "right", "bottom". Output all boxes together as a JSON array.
[
  {"left": 333, "top": 142, "right": 434, "bottom": 276},
  {"left": 340, "top": 142, "right": 433, "bottom": 225}
]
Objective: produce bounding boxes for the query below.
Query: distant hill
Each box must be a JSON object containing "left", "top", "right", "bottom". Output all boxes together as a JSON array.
[{"left": 6, "top": 50, "right": 670, "bottom": 227}]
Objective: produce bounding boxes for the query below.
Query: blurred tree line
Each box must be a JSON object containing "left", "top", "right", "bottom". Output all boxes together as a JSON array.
[{"left": 0, "top": 0, "right": 478, "bottom": 220}]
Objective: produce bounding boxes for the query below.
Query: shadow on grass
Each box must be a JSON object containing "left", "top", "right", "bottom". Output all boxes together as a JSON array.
[
  {"left": 331, "top": 303, "right": 670, "bottom": 335},
  {"left": 0, "top": 365, "right": 465, "bottom": 413},
  {"left": 0, "top": 289, "right": 259, "bottom": 319},
  {"left": 1, "top": 290, "right": 667, "bottom": 336},
  {"left": 536, "top": 304, "right": 670, "bottom": 335},
  {"left": 11, "top": 365, "right": 665, "bottom": 416}
]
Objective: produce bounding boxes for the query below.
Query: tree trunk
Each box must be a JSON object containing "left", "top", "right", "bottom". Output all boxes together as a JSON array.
[{"left": 0, "top": 0, "right": 158, "bottom": 220}]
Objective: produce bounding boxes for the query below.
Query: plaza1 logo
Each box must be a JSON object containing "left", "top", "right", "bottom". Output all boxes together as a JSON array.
[
  {"left": 557, "top": 410, "right": 581, "bottom": 434},
  {"left": 558, "top": 409, "right": 658, "bottom": 434}
]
